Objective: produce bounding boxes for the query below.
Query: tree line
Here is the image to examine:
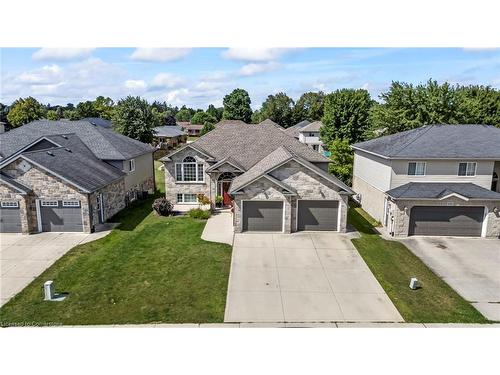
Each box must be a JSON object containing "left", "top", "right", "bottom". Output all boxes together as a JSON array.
[{"left": 1, "top": 79, "right": 498, "bottom": 183}]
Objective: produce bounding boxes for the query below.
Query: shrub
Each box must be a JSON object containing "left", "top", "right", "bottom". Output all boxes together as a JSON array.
[
  {"left": 188, "top": 208, "right": 212, "bottom": 220},
  {"left": 196, "top": 193, "right": 211, "bottom": 207},
  {"left": 152, "top": 198, "right": 174, "bottom": 216}
]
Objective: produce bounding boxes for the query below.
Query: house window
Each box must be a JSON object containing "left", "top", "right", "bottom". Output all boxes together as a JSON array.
[
  {"left": 458, "top": 162, "right": 476, "bottom": 176},
  {"left": 62, "top": 201, "right": 80, "bottom": 207},
  {"left": 407, "top": 162, "right": 426, "bottom": 176},
  {"left": 128, "top": 159, "right": 136, "bottom": 172},
  {"left": 175, "top": 156, "right": 204, "bottom": 182},
  {"left": 177, "top": 193, "right": 198, "bottom": 203},
  {"left": 312, "top": 144, "right": 319, "bottom": 151},
  {"left": 1, "top": 201, "right": 19, "bottom": 208},
  {"left": 41, "top": 200, "right": 58, "bottom": 207}
]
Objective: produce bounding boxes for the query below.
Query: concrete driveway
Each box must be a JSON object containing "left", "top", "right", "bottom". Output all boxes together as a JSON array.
[
  {"left": 1, "top": 231, "right": 111, "bottom": 307},
  {"left": 400, "top": 236, "right": 500, "bottom": 321},
  {"left": 224, "top": 232, "right": 403, "bottom": 323}
]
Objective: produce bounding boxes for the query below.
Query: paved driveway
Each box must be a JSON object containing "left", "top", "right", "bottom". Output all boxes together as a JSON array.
[
  {"left": 400, "top": 237, "right": 500, "bottom": 321},
  {"left": 224, "top": 232, "right": 403, "bottom": 323},
  {"left": 1, "top": 231, "right": 111, "bottom": 306}
]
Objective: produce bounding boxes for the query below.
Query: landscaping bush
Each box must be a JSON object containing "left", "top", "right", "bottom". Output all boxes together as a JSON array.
[
  {"left": 188, "top": 208, "right": 212, "bottom": 220},
  {"left": 152, "top": 198, "right": 174, "bottom": 216}
]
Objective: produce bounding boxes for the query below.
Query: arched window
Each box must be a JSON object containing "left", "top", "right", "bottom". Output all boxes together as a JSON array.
[
  {"left": 218, "top": 172, "right": 236, "bottom": 181},
  {"left": 176, "top": 156, "right": 204, "bottom": 182}
]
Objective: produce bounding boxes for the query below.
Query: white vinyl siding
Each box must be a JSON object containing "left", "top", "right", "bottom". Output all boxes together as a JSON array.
[
  {"left": 352, "top": 150, "right": 393, "bottom": 192},
  {"left": 458, "top": 162, "right": 476, "bottom": 176}
]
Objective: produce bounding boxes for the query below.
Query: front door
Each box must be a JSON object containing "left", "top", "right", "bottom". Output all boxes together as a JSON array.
[{"left": 222, "top": 181, "right": 232, "bottom": 206}]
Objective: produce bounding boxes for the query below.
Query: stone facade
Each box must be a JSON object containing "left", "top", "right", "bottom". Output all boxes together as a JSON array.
[
  {"left": 389, "top": 197, "right": 500, "bottom": 238},
  {"left": 0, "top": 184, "right": 30, "bottom": 234},
  {"left": 163, "top": 147, "right": 211, "bottom": 205},
  {"left": 233, "top": 160, "right": 348, "bottom": 233},
  {"left": 89, "top": 178, "right": 126, "bottom": 228}
]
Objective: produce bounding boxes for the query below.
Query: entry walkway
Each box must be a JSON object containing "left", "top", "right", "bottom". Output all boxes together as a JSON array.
[{"left": 201, "top": 210, "right": 234, "bottom": 245}]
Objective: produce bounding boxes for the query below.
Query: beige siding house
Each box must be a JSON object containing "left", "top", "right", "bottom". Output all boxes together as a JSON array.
[{"left": 352, "top": 125, "right": 500, "bottom": 238}]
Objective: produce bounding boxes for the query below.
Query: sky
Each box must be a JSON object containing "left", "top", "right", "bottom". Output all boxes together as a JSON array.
[{"left": 1, "top": 48, "right": 499, "bottom": 109}]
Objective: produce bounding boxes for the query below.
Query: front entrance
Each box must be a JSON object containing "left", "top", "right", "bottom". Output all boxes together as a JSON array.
[{"left": 217, "top": 172, "right": 236, "bottom": 207}]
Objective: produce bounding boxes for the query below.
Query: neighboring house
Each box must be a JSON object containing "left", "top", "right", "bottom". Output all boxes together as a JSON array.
[
  {"left": 179, "top": 122, "right": 203, "bottom": 136},
  {"left": 0, "top": 119, "right": 155, "bottom": 234},
  {"left": 152, "top": 125, "right": 187, "bottom": 149},
  {"left": 351, "top": 124, "right": 500, "bottom": 238},
  {"left": 284, "top": 120, "right": 311, "bottom": 139},
  {"left": 297, "top": 121, "right": 325, "bottom": 154},
  {"left": 160, "top": 121, "right": 354, "bottom": 233},
  {"left": 0, "top": 121, "right": 5, "bottom": 134}
]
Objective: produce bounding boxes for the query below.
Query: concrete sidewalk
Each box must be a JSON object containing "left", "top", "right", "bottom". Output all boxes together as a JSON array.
[{"left": 201, "top": 211, "right": 234, "bottom": 245}]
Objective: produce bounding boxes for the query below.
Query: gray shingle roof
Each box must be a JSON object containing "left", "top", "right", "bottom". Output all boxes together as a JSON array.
[
  {"left": 352, "top": 125, "right": 500, "bottom": 159},
  {"left": 284, "top": 120, "right": 311, "bottom": 138},
  {"left": 20, "top": 134, "right": 125, "bottom": 192},
  {"left": 299, "top": 121, "right": 322, "bottom": 133},
  {"left": 258, "top": 119, "right": 282, "bottom": 129},
  {"left": 83, "top": 117, "right": 113, "bottom": 128},
  {"left": 386, "top": 182, "right": 500, "bottom": 200},
  {"left": 0, "top": 172, "right": 31, "bottom": 194},
  {"left": 181, "top": 121, "right": 330, "bottom": 171},
  {"left": 229, "top": 146, "right": 354, "bottom": 195},
  {"left": 0, "top": 119, "right": 154, "bottom": 161},
  {"left": 153, "top": 125, "right": 186, "bottom": 137}
]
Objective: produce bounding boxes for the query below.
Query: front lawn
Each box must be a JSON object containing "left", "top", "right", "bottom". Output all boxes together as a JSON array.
[
  {"left": 0, "top": 197, "right": 232, "bottom": 326},
  {"left": 348, "top": 206, "right": 488, "bottom": 323}
]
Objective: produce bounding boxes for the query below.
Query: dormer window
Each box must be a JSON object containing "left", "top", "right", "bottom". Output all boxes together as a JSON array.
[
  {"left": 458, "top": 162, "right": 476, "bottom": 177},
  {"left": 407, "top": 161, "right": 426, "bottom": 176},
  {"left": 175, "top": 156, "right": 204, "bottom": 182}
]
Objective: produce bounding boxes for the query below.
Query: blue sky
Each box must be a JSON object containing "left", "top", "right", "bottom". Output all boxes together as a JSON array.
[{"left": 1, "top": 48, "right": 499, "bottom": 109}]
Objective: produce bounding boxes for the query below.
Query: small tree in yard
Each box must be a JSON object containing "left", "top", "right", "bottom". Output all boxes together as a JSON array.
[
  {"left": 328, "top": 138, "right": 354, "bottom": 185},
  {"left": 152, "top": 198, "right": 174, "bottom": 216},
  {"left": 113, "top": 96, "right": 159, "bottom": 143},
  {"left": 197, "top": 194, "right": 211, "bottom": 208}
]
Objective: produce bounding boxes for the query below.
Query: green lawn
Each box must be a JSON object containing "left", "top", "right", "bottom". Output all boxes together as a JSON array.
[
  {"left": 154, "top": 160, "right": 165, "bottom": 194},
  {"left": 0, "top": 164, "right": 232, "bottom": 326},
  {"left": 348, "top": 206, "right": 488, "bottom": 323}
]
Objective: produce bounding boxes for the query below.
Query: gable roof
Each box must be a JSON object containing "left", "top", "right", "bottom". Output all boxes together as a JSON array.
[
  {"left": 299, "top": 121, "right": 322, "bottom": 133},
  {"left": 229, "top": 146, "right": 354, "bottom": 195},
  {"left": 205, "top": 157, "right": 245, "bottom": 172},
  {"left": 258, "top": 119, "right": 282, "bottom": 129},
  {"left": 0, "top": 172, "right": 31, "bottom": 194},
  {"left": 215, "top": 119, "right": 247, "bottom": 127},
  {"left": 153, "top": 125, "right": 186, "bottom": 137},
  {"left": 352, "top": 125, "right": 500, "bottom": 159},
  {"left": 16, "top": 134, "right": 125, "bottom": 193},
  {"left": 0, "top": 119, "right": 154, "bottom": 161},
  {"left": 177, "top": 121, "right": 330, "bottom": 171},
  {"left": 386, "top": 182, "right": 500, "bottom": 200},
  {"left": 284, "top": 120, "right": 311, "bottom": 138}
]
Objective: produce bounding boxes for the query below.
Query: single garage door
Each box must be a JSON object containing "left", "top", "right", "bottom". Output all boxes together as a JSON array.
[
  {"left": 0, "top": 201, "right": 22, "bottom": 233},
  {"left": 40, "top": 200, "right": 83, "bottom": 232},
  {"left": 242, "top": 201, "right": 283, "bottom": 232},
  {"left": 297, "top": 200, "right": 339, "bottom": 231},
  {"left": 409, "top": 206, "right": 484, "bottom": 237}
]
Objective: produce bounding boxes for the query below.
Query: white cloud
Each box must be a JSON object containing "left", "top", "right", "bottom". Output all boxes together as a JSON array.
[
  {"left": 17, "top": 65, "right": 62, "bottom": 84},
  {"left": 239, "top": 62, "right": 280, "bottom": 76},
  {"left": 130, "top": 48, "right": 191, "bottom": 62},
  {"left": 222, "top": 48, "right": 297, "bottom": 62},
  {"left": 125, "top": 79, "right": 147, "bottom": 90},
  {"left": 150, "top": 73, "right": 185, "bottom": 89},
  {"left": 32, "top": 48, "right": 95, "bottom": 61}
]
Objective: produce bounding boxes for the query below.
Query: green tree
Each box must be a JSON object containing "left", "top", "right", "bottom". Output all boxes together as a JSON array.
[
  {"left": 222, "top": 88, "right": 252, "bottom": 122},
  {"left": 327, "top": 138, "right": 354, "bottom": 185},
  {"left": 163, "top": 114, "right": 177, "bottom": 126},
  {"left": 200, "top": 121, "right": 216, "bottom": 135},
  {"left": 455, "top": 85, "right": 500, "bottom": 126},
  {"left": 113, "top": 96, "right": 159, "bottom": 143},
  {"left": 176, "top": 108, "right": 192, "bottom": 122},
  {"left": 191, "top": 111, "right": 217, "bottom": 126},
  {"left": 258, "top": 92, "right": 295, "bottom": 128},
  {"left": 321, "top": 89, "right": 372, "bottom": 144},
  {"left": 207, "top": 104, "right": 223, "bottom": 121},
  {"left": 293, "top": 91, "right": 325, "bottom": 123},
  {"left": 251, "top": 110, "right": 262, "bottom": 124},
  {"left": 7, "top": 97, "right": 46, "bottom": 127},
  {"left": 46, "top": 110, "right": 60, "bottom": 120},
  {"left": 63, "top": 109, "right": 80, "bottom": 120},
  {"left": 75, "top": 101, "right": 99, "bottom": 119},
  {"left": 0, "top": 103, "right": 9, "bottom": 125},
  {"left": 369, "top": 79, "right": 462, "bottom": 135},
  {"left": 93, "top": 96, "right": 115, "bottom": 119}
]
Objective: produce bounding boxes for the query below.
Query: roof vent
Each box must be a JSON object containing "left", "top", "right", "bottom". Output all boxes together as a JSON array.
[
  {"left": 65, "top": 148, "right": 72, "bottom": 152},
  {"left": 61, "top": 135, "right": 68, "bottom": 139},
  {"left": 46, "top": 151, "right": 54, "bottom": 156}
]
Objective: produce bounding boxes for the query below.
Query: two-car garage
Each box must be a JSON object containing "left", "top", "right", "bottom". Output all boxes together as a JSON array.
[
  {"left": 241, "top": 199, "right": 339, "bottom": 232},
  {"left": 409, "top": 206, "right": 485, "bottom": 237}
]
